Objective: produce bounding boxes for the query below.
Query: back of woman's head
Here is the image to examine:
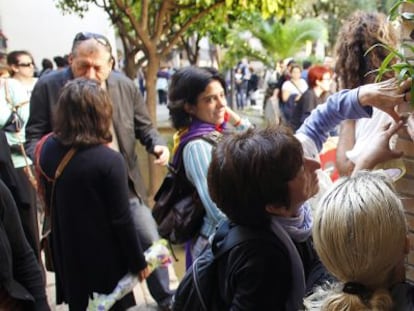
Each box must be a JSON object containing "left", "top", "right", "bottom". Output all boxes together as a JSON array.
[
  {"left": 334, "top": 10, "right": 398, "bottom": 89},
  {"left": 54, "top": 78, "right": 112, "bottom": 147},
  {"left": 167, "top": 66, "right": 226, "bottom": 129},
  {"left": 208, "top": 126, "right": 303, "bottom": 227},
  {"left": 313, "top": 170, "right": 407, "bottom": 310}
]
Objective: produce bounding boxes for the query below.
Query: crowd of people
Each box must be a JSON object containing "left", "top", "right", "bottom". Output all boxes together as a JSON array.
[{"left": 1, "top": 8, "right": 414, "bottom": 311}]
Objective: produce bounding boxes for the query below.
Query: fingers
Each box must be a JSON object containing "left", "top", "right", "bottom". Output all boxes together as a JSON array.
[
  {"left": 399, "top": 78, "right": 413, "bottom": 93},
  {"left": 386, "top": 109, "right": 401, "bottom": 123},
  {"left": 384, "top": 121, "right": 404, "bottom": 159},
  {"left": 153, "top": 146, "right": 170, "bottom": 166},
  {"left": 138, "top": 266, "right": 151, "bottom": 282},
  {"left": 384, "top": 120, "right": 404, "bottom": 137}
]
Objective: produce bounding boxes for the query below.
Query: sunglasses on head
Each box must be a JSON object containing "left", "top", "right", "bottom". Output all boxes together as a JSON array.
[
  {"left": 17, "top": 62, "right": 34, "bottom": 67},
  {"left": 73, "top": 32, "right": 112, "bottom": 51}
]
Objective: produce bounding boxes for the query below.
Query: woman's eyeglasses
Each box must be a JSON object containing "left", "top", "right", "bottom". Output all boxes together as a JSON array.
[{"left": 17, "top": 62, "right": 34, "bottom": 67}]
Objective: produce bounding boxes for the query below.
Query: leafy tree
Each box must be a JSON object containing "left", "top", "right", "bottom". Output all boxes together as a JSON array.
[
  {"left": 295, "top": 0, "right": 394, "bottom": 53},
  {"left": 55, "top": 0, "right": 296, "bottom": 195},
  {"left": 222, "top": 14, "right": 327, "bottom": 68}
]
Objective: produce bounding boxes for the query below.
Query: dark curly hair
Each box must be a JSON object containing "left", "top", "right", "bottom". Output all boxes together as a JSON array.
[
  {"left": 334, "top": 11, "right": 398, "bottom": 89},
  {"left": 167, "top": 66, "right": 226, "bottom": 130}
]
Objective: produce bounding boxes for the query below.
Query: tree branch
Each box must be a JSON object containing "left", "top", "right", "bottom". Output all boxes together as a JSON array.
[{"left": 160, "top": 1, "right": 225, "bottom": 57}]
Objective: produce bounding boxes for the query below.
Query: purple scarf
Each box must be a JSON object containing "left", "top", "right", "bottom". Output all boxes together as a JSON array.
[{"left": 172, "top": 117, "right": 227, "bottom": 167}]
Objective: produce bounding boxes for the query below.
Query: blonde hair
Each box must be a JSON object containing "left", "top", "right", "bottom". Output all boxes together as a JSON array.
[{"left": 312, "top": 170, "right": 407, "bottom": 310}]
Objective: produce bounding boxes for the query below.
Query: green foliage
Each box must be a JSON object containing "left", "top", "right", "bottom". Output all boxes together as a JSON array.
[
  {"left": 295, "top": 0, "right": 390, "bottom": 53},
  {"left": 221, "top": 14, "right": 327, "bottom": 69},
  {"left": 376, "top": 0, "right": 414, "bottom": 105},
  {"left": 390, "top": 0, "right": 414, "bottom": 20}
]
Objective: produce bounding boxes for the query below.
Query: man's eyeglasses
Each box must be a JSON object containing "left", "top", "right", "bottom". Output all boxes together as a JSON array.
[
  {"left": 17, "top": 62, "right": 34, "bottom": 67},
  {"left": 73, "top": 32, "right": 112, "bottom": 52}
]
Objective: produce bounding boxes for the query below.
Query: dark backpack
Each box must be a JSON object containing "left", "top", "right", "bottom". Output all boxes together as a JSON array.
[
  {"left": 152, "top": 131, "right": 222, "bottom": 244},
  {"left": 172, "top": 221, "right": 278, "bottom": 311}
]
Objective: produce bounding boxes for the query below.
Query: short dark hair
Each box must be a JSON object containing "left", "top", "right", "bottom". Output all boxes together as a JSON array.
[
  {"left": 42, "top": 58, "right": 53, "bottom": 70},
  {"left": 7, "top": 50, "right": 33, "bottom": 66},
  {"left": 208, "top": 126, "right": 303, "bottom": 228},
  {"left": 54, "top": 78, "right": 112, "bottom": 147},
  {"left": 53, "top": 56, "right": 67, "bottom": 68},
  {"left": 167, "top": 66, "right": 226, "bottom": 129}
]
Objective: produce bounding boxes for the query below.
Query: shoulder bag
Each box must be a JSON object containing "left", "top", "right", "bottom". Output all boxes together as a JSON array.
[{"left": 35, "top": 136, "right": 76, "bottom": 271}]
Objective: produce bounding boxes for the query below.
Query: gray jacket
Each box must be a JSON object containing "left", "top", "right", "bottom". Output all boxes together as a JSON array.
[{"left": 26, "top": 68, "right": 166, "bottom": 202}]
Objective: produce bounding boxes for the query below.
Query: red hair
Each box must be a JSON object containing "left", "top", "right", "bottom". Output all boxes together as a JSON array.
[{"left": 307, "top": 65, "right": 331, "bottom": 88}]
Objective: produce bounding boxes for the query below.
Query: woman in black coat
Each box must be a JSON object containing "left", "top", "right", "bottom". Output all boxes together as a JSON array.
[{"left": 36, "top": 78, "right": 150, "bottom": 310}]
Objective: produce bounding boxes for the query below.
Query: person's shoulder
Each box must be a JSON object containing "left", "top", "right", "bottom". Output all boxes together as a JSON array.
[
  {"left": 3, "top": 78, "right": 26, "bottom": 96},
  {"left": 36, "top": 67, "right": 71, "bottom": 85},
  {"left": 226, "top": 226, "right": 288, "bottom": 258},
  {"left": 108, "top": 70, "right": 135, "bottom": 86},
  {"left": 184, "top": 138, "right": 214, "bottom": 153}
]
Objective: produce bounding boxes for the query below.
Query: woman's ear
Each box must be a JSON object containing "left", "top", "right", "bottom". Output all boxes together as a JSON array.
[{"left": 184, "top": 103, "right": 194, "bottom": 115}]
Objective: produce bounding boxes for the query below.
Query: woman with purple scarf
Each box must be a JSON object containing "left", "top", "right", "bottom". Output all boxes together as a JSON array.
[{"left": 167, "top": 66, "right": 251, "bottom": 267}]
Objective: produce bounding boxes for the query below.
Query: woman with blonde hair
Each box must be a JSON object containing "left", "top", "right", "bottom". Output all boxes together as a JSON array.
[{"left": 307, "top": 170, "right": 414, "bottom": 310}]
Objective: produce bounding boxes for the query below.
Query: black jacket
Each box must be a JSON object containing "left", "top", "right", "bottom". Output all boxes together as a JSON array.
[{"left": 0, "top": 179, "right": 50, "bottom": 310}]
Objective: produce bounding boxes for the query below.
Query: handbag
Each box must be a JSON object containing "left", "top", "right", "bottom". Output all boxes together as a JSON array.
[
  {"left": 35, "top": 134, "right": 77, "bottom": 271},
  {"left": 152, "top": 131, "right": 222, "bottom": 244},
  {"left": 2, "top": 79, "right": 27, "bottom": 133}
]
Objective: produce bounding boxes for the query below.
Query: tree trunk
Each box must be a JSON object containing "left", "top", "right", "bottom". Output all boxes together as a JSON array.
[
  {"left": 145, "top": 52, "right": 165, "bottom": 203},
  {"left": 124, "top": 52, "right": 138, "bottom": 79}
]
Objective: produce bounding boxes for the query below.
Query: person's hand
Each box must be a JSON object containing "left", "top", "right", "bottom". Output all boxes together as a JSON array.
[
  {"left": 406, "top": 113, "right": 414, "bottom": 141},
  {"left": 358, "top": 78, "right": 412, "bottom": 122},
  {"left": 138, "top": 266, "right": 151, "bottom": 282},
  {"left": 352, "top": 121, "right": 404, "bottom": 174},
  {"left": 225, "top": 106, "right": 242, "bottom": 126},
  {"left": 153, "top": 145, "right": 170, "bottom": 166}
]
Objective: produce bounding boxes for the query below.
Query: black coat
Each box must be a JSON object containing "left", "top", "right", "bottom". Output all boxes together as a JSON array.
[
  {"left": 38, "top": 137, "right": 147, "bottom": 310},
  {"left": 0, "top": 179, "right": 50, "bottom": 310}
]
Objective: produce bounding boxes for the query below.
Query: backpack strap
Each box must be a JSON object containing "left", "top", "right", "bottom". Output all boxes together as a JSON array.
[
  {"left": 212, "top": 220, "right": 274, "bottom": 258},
  {"left": 169, "top": 130, "right": 223, "bottom": 177},
  {"left": 4, "top": 79, "right": 29, "bottom": 112}
]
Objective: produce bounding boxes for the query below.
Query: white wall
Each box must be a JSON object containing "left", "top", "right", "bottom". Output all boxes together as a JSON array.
[{"left": 0, "top": 0, "right": 117, "bottom": 69}]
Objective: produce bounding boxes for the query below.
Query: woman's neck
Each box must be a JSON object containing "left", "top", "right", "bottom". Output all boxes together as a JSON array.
[
  {"left": 14, "top": 75, "right": 35, "bottom": 86},
  {"left": 314, "top": 86, "right": 323, "bottom": 98}
]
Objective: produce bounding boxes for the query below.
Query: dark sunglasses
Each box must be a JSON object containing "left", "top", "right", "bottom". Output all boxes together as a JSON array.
[
  {"left": 73, "top": 32, "right": 112, "bottom": 51},
  {"left": 17, "top": 62, "right": 34, "bottom": 67}
]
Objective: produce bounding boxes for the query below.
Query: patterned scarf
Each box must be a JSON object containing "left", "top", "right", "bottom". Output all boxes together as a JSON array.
[{"left": 171, "top": 113, "right": 228, "bottom": 167}]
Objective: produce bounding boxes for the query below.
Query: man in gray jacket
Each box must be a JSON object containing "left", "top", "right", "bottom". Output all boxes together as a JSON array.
[{"left": 26, "top": 32, "right": 174, "bottom": 310}]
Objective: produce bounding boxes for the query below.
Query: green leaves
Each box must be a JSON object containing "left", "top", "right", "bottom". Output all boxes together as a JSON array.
[{"left": 390, "top": 0, "right": 414, "bottom": 20}]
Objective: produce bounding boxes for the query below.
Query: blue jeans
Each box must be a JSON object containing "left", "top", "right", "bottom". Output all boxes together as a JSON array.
[{"left": 129, "top": 197, "right": 174, "bottom": 307}]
